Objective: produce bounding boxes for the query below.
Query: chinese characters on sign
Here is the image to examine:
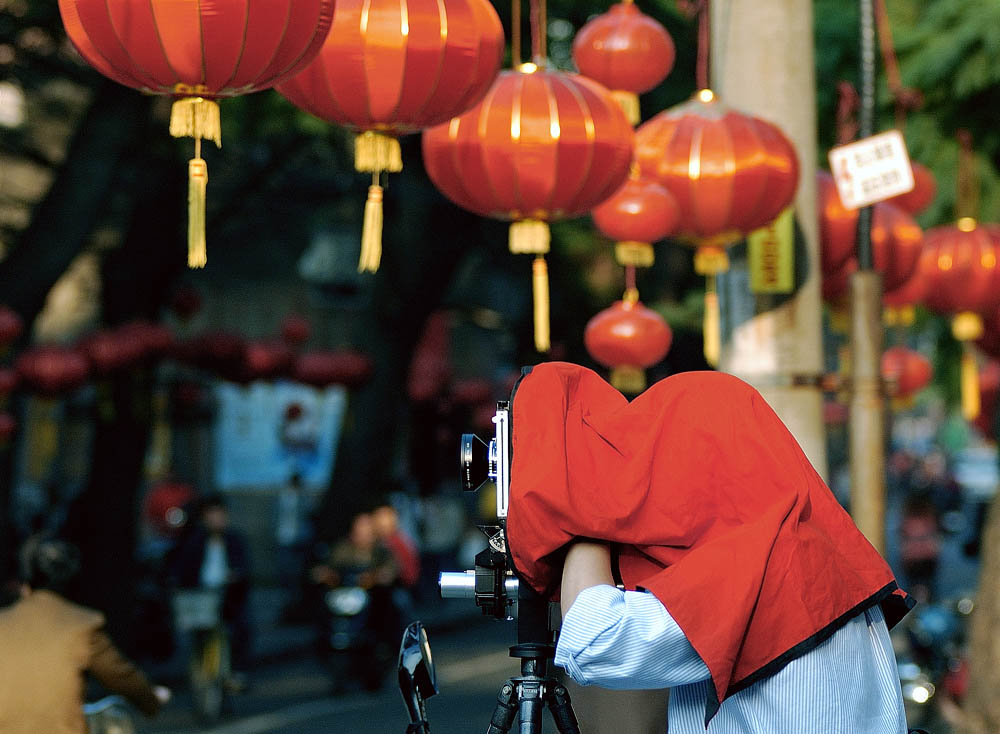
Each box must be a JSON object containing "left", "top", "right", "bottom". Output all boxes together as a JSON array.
[{"left": 828, "top": 130, "right": 915, "bottom": 210}]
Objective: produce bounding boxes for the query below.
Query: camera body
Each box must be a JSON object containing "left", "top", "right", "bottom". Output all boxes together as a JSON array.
[{"left": 459, "top": 401, "right": 510, "bottom": 518}]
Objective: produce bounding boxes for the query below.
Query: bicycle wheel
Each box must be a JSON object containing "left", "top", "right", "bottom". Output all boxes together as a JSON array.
[{"left": 190, "top": 628, "right": 230, "bottom": 723}]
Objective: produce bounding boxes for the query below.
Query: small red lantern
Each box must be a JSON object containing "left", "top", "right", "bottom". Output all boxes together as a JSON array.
[
  {"left": 280, "top": 314, "right": 312, "bottom": 347},
  {"left": 592, "top": 174, "right": 679, "bottom": 268},
  {"left": 59, "top": 0, "right": 336, "bottom": 267},
  {"left": 572, "top": 1, "right": 676, "bottom": 125},
  {"left": 0, "top": 306, "right": 23, "bottom": 347},
  {"left": 424, "top": 65, "right": 634, "bottom": 351},
  {"left": 888, "top": 161, "right": 936, "bottom": 216},
  {"left": 16, "top": 346, "right": 90, "bottom": 396},
  {"left": 584, "top": 296, "right": 672, "bottom": 394},
  {"left": 80, "top": 330, "right": 143, "bottom": 375},
  {"left": 881, "top": 346, "right": 932, "bottom": 399},
  {"left": 293, "top": 350, "right": 374, "bottom": 389},
  {"left": 818, "top": 172, "right": 923, "bottom": 293},
  {"left": 278, "top": 0, "right": 504, "bottom": 273}
]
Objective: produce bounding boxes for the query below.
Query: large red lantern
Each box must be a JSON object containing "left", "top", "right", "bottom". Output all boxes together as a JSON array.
[
  {"left": 888, "top": 161, "right": 936, "bottom": 216},
  {"left": 423, "top": 65, "right": 633, "bottom": 351},
  {"left": 881, "top": 346, "right": 932, "bottom": 400},
  {"left": 921, "top": 221, "right": 1000, "bottom": 419},
  {"left": 584, "top": 296, "right": 672, "bottom": 394},
  {"left": 242, "top": 340, "right": 295, "bottom": 382},
  {"left": 277, "top": 0, "right": 504, "bottom": 273},
  {"left": 59, "top": 0, "right": 336, "bottom": 268},
  {"left": 16, "top": 346, "right": 90, "bottom": 396},
  {"left": 571, "top": 1, "right": 676, "bottom": 125},
  {"left": 293, "top": 350, "right": 373, "bottom": 389},
  {"left": 80, "top": 329, "right": 147, "bottom": 375}
]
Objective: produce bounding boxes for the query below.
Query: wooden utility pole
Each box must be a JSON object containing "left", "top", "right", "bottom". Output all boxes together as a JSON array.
[{"left": 711, "top": 0, "right": 828, "bottom": 480}]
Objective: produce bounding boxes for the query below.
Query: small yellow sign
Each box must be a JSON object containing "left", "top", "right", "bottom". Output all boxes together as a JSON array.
[{"left": 748, "top": 207, "right": 795, "bottom": 294}]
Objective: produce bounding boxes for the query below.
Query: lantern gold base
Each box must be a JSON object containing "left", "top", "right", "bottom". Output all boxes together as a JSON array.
[
  {"left": 615, "top": 241, "right": 655, "bottom": 268},
  {"left": 170, "top": 97, "right": 222, "bottom": 148},
  {"left": 610, "top": 365, "right": 646, "bottom": 395},
  {"left": 355, "top": 132, "right": 403, "bottom": 174},
  {"left": 510, "top": 219, "right": 551, "bottom": 255}
]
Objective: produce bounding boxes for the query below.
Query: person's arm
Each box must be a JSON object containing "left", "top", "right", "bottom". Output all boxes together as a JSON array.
[
  {"left": 555, "top": 541, "right": 710, "bottom": 690},
  {"left": 87, "top": 629, "right": 164, "bottom": 717}
]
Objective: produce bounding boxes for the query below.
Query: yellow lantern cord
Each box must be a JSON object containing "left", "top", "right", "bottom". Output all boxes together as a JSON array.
[
  {"left": 359, "top": 178, "right": 385, "bottom": 273},
  {"left": 533, "top": 255, "right": 550, "bottom": 352},
  {"left": 961, "top": 345, "right": 981, "bottom": 420},
  {"left": 170, "top": 97, "right": 221, "bottom": 269}
]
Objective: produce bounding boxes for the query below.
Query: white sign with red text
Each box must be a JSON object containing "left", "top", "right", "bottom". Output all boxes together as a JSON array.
[{"left": 828, "top": 129, "right": 915, "bottom": 210}]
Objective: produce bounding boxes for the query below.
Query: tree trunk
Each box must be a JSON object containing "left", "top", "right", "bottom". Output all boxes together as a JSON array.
[{"left": 712, "top": 0, "right": 828, "bottom": 479}]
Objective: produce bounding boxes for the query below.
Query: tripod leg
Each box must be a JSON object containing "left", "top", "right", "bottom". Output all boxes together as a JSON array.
[
  {"left": 518, "top": 680, "right": 544, "bottom": 734},
  {"left": 486, "top": 680, "right": 518, "bottom": 734},
  {"left": 547, "top": 683, "right": 581, "bottom": 734}
]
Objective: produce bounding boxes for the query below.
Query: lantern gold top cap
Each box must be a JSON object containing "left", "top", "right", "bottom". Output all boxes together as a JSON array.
[{"left": 957, "top": 216, "right": 977, "bottom": 232}]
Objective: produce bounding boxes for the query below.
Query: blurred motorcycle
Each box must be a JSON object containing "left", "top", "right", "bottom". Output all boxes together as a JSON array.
[{"left": 84, "top": 696, "right": 135, "bottom": 734}]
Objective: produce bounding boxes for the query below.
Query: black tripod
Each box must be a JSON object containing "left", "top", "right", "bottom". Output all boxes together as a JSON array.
[
  {"left": 479, "top": 553, "right": 580, "bottom": 734},
  {"left": 486, "top": 641, "right": 579, "bottom": 734}
]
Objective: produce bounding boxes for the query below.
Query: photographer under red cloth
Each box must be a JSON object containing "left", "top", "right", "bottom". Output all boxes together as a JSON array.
[{"left": 506, "top": 362, "right": 912, "bottom": 719}]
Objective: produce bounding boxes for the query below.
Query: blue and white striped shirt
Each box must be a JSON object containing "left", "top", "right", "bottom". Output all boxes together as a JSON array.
[{"left": 554, "top": 585, "right": 908, "bottom": 733}]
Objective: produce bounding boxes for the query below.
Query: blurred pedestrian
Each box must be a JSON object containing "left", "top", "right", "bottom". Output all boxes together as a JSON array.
[
  {"left": 899, "top": 495, "right": 941, "bottom": 603},
  {"left": 0, "top": 538, "right": 170, "bottom": 733},
  {"left": 170, "top": 494, "right": 253, "bottom": 681},
  {"left": 276, "top": 473, "right": 314, "bottom": 621}
]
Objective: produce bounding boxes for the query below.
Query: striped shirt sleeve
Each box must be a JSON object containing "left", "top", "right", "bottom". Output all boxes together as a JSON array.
[{"left": 554, "top": 584, "right": 711, "bottom": 690}]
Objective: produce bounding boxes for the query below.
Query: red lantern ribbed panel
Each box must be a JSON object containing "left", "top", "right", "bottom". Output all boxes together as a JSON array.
[
  {"left": 422, "top": 68, "right": 634, "bottom": 220},
  {"left": 818, "top": 170, "right": 857, "bottom": 276},
  {"left": 884, "top": 260, "right": 928, "bottom": 309},
  {"left": 921, "top": 224, "right": 1000, "bottom": 316},
  {"left": 888, "top": 161, "right": 936, "bottom": 216},
  {"left": 59, "top": 0, "right": 335, "bottom": 97},
  {"left": 276, "top": 0, "right": 504, "bottom": 134},
  {"left": 634, "top": 93, "right": 799, "bottom": 240},
  {"left": 881, "top": 346, "right": 932, "bottom": 398},
  {"left": 572, "top": 2, "right": 675, "bottom": 95}
]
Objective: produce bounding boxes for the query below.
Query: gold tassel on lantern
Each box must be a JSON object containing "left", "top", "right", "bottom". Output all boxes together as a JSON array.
[
  {"left": 611, "top": 365, "right": 646, "bottom": 394},
  {"left": 611, "top": 90, "right": 641, "bottom": 126},
  {"left": 510, "top": 219, "right": 551, "bottom": 255},
  {"left": 187, "top": 158, "right": 208, "bottom": 269},
  {"left": 615, "top": 241, "right": 655, "bottom": 268},
  {"left": 532, "top": 255, "right": 550, "bottom": 353},
  {"left": 952, "top": 311, "right": 985, "bottom": 420},
  {"left": 355, "top": 131, "right": 403, "bottom": 174},
  {"left": 170, "top": 97, "right": 221, "bottom": 269},
  {"left": 359, "top": 183, "right": 384, "bottom": 273},
  {"left": 703, "top": 275, "right": 720, "bottom": 367}
]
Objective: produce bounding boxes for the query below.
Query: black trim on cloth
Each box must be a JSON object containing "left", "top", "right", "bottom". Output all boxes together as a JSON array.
[
  {"left": 610, "top": 544, "right": 623, "bottom": 588},
  {"left": 703, "top": 581, "right": 915, "bottom": 726}
]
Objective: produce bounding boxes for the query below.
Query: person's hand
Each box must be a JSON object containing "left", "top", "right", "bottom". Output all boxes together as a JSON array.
[
  {"left": 560, "top": 541, "right": 614, "bottom": 619},
  {"left": 153, "top": 685, "right": 172, "bottom": 705}
]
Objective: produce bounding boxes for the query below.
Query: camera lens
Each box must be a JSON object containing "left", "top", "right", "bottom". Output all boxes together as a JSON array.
[{"left": 460, "top": 434, "right": 490, "bottom": 492}]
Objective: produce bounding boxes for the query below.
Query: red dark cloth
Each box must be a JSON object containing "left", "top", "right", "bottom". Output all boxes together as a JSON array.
[
  {"left": 507, "top": 363, "right": 911, "bottom": 716},
  {"left": 386, "top": 531, "right": 421, "bottom": 588}
]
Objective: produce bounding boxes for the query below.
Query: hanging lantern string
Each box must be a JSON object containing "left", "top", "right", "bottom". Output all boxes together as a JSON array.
[
  {"left": 528, "top": 0, "right": 547, "bottom": 65},
  {"left": 677, "top": 0, "right": 711, "bottom": 91},
  {"left": 873, "top": 0, "right": 923, "bottom": 130},
  {"left": 835, "top": 81, "right": 860, "bottom": 146},
  {"left": 511, "top": 0, "right": 522, "bottom": 67},
  {"left": 624, "top": 265, "right": 639, "bottom": 303},
  {"left": 956, "top": 129, "right": 979, "bottom": 223}
]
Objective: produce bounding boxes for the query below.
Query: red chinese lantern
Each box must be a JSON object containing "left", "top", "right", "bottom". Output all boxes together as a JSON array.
[
  {"left": 883, "top": 253, "right": 929, "bottom": 329},
  {"left": 277, "top": 0, "right": 504, "bottom": 273},
  {"left": 59, "top": 0, "right": 336, "bottom": 268},
  {"left": 121, "top": 321, "right": 175, "bottom": 360},
  {"left": 592, "top": 173, "right": 679, "bottom": 268},
  {"left": 0, "top": 306, "right": 23, "bottom": 347},
  {"left": 881, "top": 346, "right": 932, "bottom": 399},
  {"left": 280, "top": 314, "right": 312, "bottom": 347},
  {"left": 888, "top": 161, "right": 936, "bottom": 216},
  {"left": 243, "top": 340, "right": 294, "bottom": 382},
  {"left": 80, "top": 329, "right": 146, "bottom": 375},
  {"left": 423, "top": 65, "right": 634, "bottom": 351},
  {"left": 571, "top": 1, "right": 676, "bottom": 125},
  {"left": 634, "top": 89, "right": 798, "bottom": 364},
  {"left": 293, "top": 350, "right": 374, "bottom": 389},
  {"left": 192, "top": 330, "right": 248, "bottom": 378},
  {"left": 921, "top": 221, "right": 1000, "bottom": 419},
  {"left": 584, "top": 296, "right": 672, "bottom": 394},
  {"left": 16, "top": 346, "right": 90, "bottom": 396}
]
